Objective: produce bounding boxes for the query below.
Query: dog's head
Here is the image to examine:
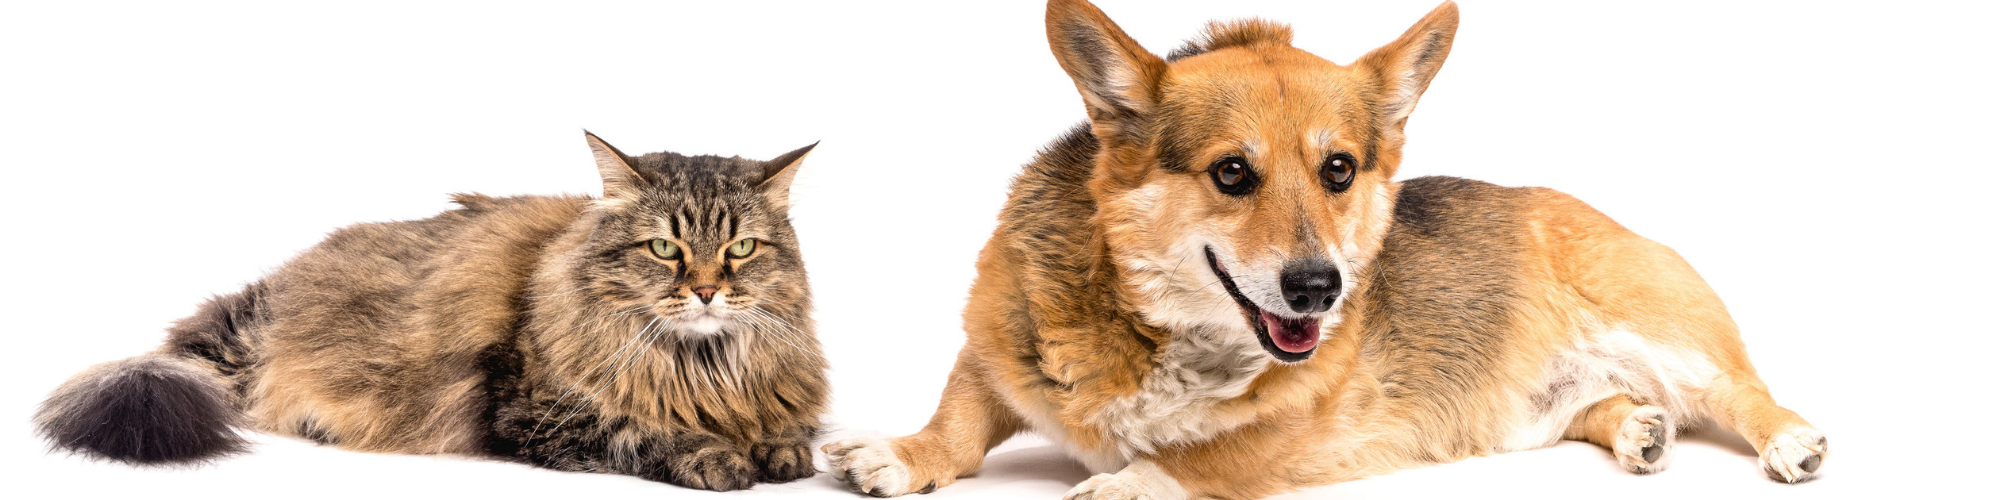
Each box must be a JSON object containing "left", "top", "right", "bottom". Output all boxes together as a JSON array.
[{"left": 1050, "top": 0, "right": 1458, "bottom": 361}]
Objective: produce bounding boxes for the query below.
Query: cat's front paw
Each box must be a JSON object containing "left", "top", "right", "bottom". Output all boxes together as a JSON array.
[
  {"left": 670, "top": 445, "right": 758, "bottom": 491},
  {"left": 751, "top": 439, "right": 816, "bottom": 483}
]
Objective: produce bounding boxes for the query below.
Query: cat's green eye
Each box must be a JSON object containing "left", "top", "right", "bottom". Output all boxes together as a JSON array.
[
  {"left": 727, "top": 239, "right": 758, "bottom": 258},
  {"left": 648, "top": 239, "right": 682, "bottom": 260}
]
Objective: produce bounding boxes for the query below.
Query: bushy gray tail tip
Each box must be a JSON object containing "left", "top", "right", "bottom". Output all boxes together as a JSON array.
[{"left": 36, "top": 355, "right": 247, "bottom": 465}]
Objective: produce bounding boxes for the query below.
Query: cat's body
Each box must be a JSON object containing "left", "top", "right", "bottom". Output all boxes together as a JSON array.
[{"left": 37, "top": 134, "right": 827, "bottom": 491}]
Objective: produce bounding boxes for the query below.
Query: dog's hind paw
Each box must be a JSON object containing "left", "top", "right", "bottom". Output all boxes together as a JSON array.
[
  {"left": 1760, "top": 427, "right": 1827, "bottom": 484},
  {"left": 824, "top": 438, "right": 917, "bottom": 497}
]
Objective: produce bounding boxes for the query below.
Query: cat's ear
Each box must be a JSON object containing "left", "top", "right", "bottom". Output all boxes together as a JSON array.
[
  {"left": 584, "top": 130, "right": 649, "bottom": 199},
  {"left": 757, "top": 142, "right": 816, "bottom": 210}
]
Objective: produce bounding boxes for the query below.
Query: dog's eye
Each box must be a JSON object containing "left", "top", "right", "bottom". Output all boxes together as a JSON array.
[
  {"left": 1210, "top": 157, "right": 1256, "bottom": 195},
  {"left": 1321, "top": 153, "right": 1357, "bottom": 192}
]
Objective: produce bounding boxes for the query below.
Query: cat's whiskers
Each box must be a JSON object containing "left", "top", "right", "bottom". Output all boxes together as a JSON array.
[
  {"left": 530, "top": 306, "right": 656, "bottom": 437},
  {"left": 534, "top": 300, "right": 818, "bottom": 439},
  {"left": 757, "top": 314, "right": 814, "bottom": 356},
  {"left": 593, "top": 315, "right": 667, "bottom": 397},
  {"left": 742, "top": 306, "right": 822, "bottom": 364},
  {"left": 547, "top": 316, "right": 671, "bottom": 436},
  {"left": 734, "top": 309, "right": 799, "bottom": 353},
  {"left": 747, "top": 306, "right": 811, "bottom": 343},
  {"left": 733, "top": 308, "right": 786, "bottom": 344},
  {"left": 760, "top": 312, "right": 822, "bottom": 360}
]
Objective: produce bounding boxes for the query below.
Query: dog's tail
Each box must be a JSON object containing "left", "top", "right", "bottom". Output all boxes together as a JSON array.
[{"left": 36, "top": 286, "right": 265, "bottom": 465}]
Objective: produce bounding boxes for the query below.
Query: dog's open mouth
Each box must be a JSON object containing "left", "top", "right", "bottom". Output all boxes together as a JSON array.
[{"left": 1205, "top": 247, "right": 1319, "bottom": 362}]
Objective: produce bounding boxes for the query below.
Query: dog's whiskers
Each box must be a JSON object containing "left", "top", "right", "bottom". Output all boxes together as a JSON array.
[{"left": 1148, "top": 252, "right": 1196, "bottom": 304}]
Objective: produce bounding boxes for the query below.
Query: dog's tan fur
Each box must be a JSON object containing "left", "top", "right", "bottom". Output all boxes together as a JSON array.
[{"left": 827, "top": 1, "right": 1826, "bottom": 498}]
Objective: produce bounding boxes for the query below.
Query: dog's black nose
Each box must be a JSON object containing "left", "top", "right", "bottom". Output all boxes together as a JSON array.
[{"left": 1279, "top": 261, "right": 1340, "bottom": 314}]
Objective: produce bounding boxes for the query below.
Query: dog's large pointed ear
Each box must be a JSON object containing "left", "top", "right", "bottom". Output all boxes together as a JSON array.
[
  {"left": 758, "top": 142, "right": 816, "bottom": 210},
  {"left": 585, "top": 131, "right": 650, "bottom": 200},
  {"left": 1047, "top": 0, "right": 1167, "bottom": 143},
  {"left": 1356, "top": 1, "right": 1458, "bottom": 133}
]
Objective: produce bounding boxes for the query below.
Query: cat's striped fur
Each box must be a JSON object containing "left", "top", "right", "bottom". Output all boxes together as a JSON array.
[{"left": 36, "top": 132, "right": 828, "bottom": 491}]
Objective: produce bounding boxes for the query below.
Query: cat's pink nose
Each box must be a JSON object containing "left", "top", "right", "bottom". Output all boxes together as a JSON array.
[{"left": 692, "top": 286, "right": 719, "bottom": 304}]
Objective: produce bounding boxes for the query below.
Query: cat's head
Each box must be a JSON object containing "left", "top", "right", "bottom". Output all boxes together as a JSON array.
[{"left": 571, "top": 131, "right": 815, "bottom": 339}]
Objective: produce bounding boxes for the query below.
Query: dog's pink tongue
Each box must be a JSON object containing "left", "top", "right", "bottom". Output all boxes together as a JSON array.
[{"left": 1260, "top": 311, "right": 1321, "bottom": 353}]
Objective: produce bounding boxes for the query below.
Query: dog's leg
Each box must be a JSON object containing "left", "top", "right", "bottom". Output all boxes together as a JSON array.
[
  {"left": 1704, "top": 377, "right": 1826, "bottom": 483},
  {"left": 1062, "top": 459, "right": 1188, "bottom": 500},
  {"left": 1553, "top": 210, "right": 1828, "bottom": 483},
  {"left": 1563, "top": 394, "right": 1673, "bottom": 474},
  {"left": 1065, "top": 411, "right": 1326, "bottom": 500},
  {"left": 824, "top": 351, "right": 1020, "bottom": 497}
]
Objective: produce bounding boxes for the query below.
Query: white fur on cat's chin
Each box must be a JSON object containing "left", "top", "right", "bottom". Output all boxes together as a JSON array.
[
  {"left": 676, "top": 315, "right": 728, "bottom": 336},
  {"left": 669, "top": 296, "right": 734, "bottom": 336}
]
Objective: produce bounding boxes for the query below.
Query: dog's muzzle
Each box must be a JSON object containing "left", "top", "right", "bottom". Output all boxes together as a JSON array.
[{"left": 1205, "top": 247, "right": 1324, "bottom": 362}]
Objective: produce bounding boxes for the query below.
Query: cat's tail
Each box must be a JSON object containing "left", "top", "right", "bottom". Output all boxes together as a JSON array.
[
  {"left": 36, "top": 354, "right": 246, "bottom": 464},
  {"left": 36, "top": 288, "right": 263, "bottom": 465}
]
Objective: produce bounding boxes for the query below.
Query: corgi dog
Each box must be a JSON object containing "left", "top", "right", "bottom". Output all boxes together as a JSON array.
[{"left": 826, "top": 1, "right": 1827, "bottom": 498}]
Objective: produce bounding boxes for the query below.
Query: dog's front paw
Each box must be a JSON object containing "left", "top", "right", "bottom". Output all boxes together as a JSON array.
[
  {"left": 1065, "top": 473, "right": 1151, "bottom": 500},
  {"left": 824, "top": 438, "right": 919, "bottom": 497},
  {"left": 751, "top": 439, "right": 816, "bottom": 483},
  {"left": 1062, "top": 461, "right": 1186, "bottom": 500},
  {"left": 1614, "top": 405, "right": 1674, "bottom": 474},
  {"left": 670, "top": 445, "right": 758, "bottom": 491},
  {"left": 1760, "top": 426, "right": 1827, "bottom": 484}
]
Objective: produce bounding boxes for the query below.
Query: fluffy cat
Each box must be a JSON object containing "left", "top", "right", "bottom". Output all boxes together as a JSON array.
[{"left": 36, "top": 132, "right": 829, "bottom": 491}]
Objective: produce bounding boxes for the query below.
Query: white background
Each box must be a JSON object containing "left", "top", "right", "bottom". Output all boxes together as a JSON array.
[{"left": 3, "top": 1, "right": 1994, "bottom": 498}]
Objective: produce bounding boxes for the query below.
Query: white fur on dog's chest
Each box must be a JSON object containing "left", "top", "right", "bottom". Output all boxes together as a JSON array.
[{"left": 1057, "top": 327, "right": 1271, "bottom": 472}]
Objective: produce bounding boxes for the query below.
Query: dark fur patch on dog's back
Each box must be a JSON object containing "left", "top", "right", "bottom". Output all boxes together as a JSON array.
[
  {"left": 1364, "top": 176, "right": 1534, "bottom": 455},
  {"left": 997, "top": 123, "right": 1100, "bottom": 353}
]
